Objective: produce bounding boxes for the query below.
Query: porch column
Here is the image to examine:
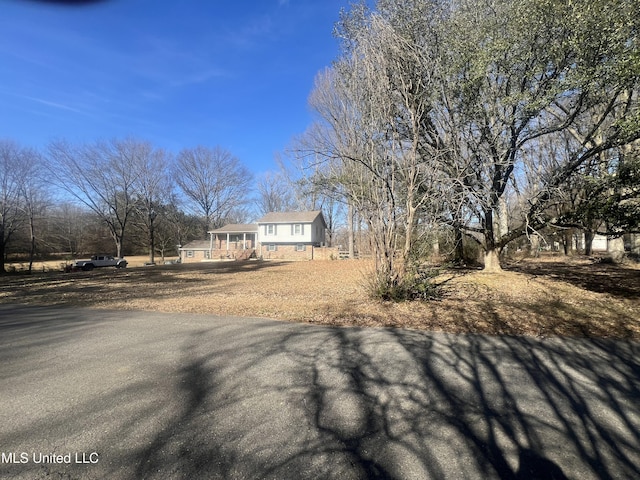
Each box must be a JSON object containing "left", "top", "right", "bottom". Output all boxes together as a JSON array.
[
  {"left": 209, "top": 233, "right": 213, "bottom": 257},
  {"left": 226, "top": 233, "right": 230, "bottom": 251},
  {"left": 243, "top": 233, "right": 247, "bottom": 249}
]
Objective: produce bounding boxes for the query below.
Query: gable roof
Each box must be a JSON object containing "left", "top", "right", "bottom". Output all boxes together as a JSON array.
[
  {"left": 179, "top": 240, "right": 210, "bottom": 250},
  {"left": 208, "top": 223, "right": 258, "bottom": 234},
  {"left": 257, "top": 210, "right": 326, "bottom": 227}
]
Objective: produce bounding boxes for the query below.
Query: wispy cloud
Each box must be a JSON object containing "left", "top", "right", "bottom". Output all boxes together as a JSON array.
[
  {"left": 13, "top": 93, "right": 85, "bottom": 115},
  {"left": 128, "top": 34, "right": 230, "bottom": 92},
  {"left": 167, "top": 68, "right": 227, "bottom": 88}
]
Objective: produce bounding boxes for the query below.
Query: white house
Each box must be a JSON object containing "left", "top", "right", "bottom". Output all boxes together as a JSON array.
[
  {"left": 257, "top": 210, "right": 327, "bottom": 259},
  {"left": 179, "top": 211, "right": 328, "bottom": 262}
]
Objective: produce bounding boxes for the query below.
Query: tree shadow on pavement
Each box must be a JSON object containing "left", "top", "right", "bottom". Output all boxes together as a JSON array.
[
  {"left": 128, "top": 324, "right": 640, "bottom": 479},
  {"left": 2, "top": 308, "right": 639, "bottom": 479}
]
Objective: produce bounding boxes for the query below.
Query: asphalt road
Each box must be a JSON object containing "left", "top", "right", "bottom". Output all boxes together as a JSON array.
[{"left": 1, "top": 304, "right": 639, "bottom": 480}]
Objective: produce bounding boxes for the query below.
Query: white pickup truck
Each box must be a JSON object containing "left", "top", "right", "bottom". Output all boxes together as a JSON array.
[{"left": 72, "top": 255, "right": 128, "bottom": 271}]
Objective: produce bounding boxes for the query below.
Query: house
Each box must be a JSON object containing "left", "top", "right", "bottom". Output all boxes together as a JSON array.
[
  {"left": 179, "top": 211, "right": 328, "bottom": 262},
  {"left": 257, "top": 210, "right": 327, "bottom": 260}
]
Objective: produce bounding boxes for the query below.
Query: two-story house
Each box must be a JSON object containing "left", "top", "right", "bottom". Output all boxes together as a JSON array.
[
  {"left": 257, "top": 210, "right": 327, "bottom": 260},
  {"left": 179, "top": 210, "right": 327, "bottom": 262}
]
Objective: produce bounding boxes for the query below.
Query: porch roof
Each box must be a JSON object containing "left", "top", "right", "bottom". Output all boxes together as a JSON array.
[{"left": 208, "top": 223, "right": 258, "bottom": 234}]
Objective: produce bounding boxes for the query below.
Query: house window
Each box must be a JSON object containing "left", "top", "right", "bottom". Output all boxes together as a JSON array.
[
  {"left": 294, "top": 224, "right": 302, "bottom": 235},
  {"left": 186, "top": 250, "right": 194, "bottom": 258},
  {"left": 268, "top": 244, "right": 277, "bottom": 252},
  {"left": 296, "top": 244, "right": 305, "bottom": 252}
]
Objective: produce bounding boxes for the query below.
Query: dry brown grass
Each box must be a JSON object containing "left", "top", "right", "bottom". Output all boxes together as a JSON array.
[{"left": 1, "top": 255, "right": 639, "bottom": 340}]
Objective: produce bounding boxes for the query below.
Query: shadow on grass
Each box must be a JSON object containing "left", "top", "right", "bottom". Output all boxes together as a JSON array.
[
  {"left": 506, "top": 260, "right": 640, "bottom": 299},
  {"left": 317, "top": 282, "right": 639, "bottom": 340},
  {"left": 1, "top": 307, "right": 639, "bottom": 479},
  {"left": 433, "top": 295, "right": 639, "bottom": 340},
  {"left": 0, "top": 260, "right": 287, "bottom": 307}
]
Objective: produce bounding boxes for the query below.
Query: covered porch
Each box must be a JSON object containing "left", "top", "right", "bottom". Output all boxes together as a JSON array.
[{"left": 208, "top": 224, "right": 258, "bottom": 257}]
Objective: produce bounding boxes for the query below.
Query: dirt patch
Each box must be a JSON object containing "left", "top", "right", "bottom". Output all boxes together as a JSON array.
[{"left": 1, "top": 256, "right": 638, "bottom": 340}]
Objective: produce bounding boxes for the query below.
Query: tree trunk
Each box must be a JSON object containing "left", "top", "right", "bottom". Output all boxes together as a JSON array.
[
  {"left": 149, "top": 229, "right": 155, "bottom": 264},
  {"left": 498, "top": 196, "right": 508, "bottom": 256},
  {"left": 631, "top": 234, "right": 640, "bottom": 256},
  {"left": 483, "top": 249, "right": 502, "bottom": 272},
  {"left": 0, "top": 240, "right": 5, "bottom": 274},
  {"left": 483, "top": 209, "right": 502, "bottom": 272},
  {"left": 115, "top": 237, "right": 123, "bottom": 258},
  {"left": 454, "top": 225, "right": 464, "bottom": 263},
  {"left": 530, "top": 234, "right": 540, "bottom": 258},
  {"left": 0, "top": 222, "right": 8, "bottom": 274},
  {"left": 28, "top": 227, "right": 35, "bottom": 274},
  {"left": 148, "top": 213, "right": 156, "bottom": 265},
  {"left": 348, "top": 202, "right": 355, "bottom": 259},
  {"left": 432, "top": 236, "right": 440, "bottom": 257},
  {"left": 607, "top": 236, "right": 625, "bottom": 263},
  {"left": 584, "top": 230, "right": 595, "bottom": 255},
  {"left": 562, "top": 230, "right": 573, "bottom": 256}
]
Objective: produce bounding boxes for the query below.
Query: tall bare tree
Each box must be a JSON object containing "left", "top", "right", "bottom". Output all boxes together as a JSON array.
[
  {"left": 20, "top": 148, "right": 48, "bottom": 273},
  {"left": 48, "top": 138, "right": 141, "bottom": 258},
  {"left": 0, "top": 140, "right": 35, "bottom": 273},
  {"left": 175, "top": 146, "right": 252, "bottom": 232},
  {"left": 255, "top": 170, "right": 294, "bottom": 215},
  {"left": 304, "top": 1, "right": 452, "bottom": 295},
  {"left": 130, "top": 142, "right": 173, "bottom": 264}
]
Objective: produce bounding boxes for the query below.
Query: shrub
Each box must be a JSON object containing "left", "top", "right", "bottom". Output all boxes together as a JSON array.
[{"left": 367, "top": 264, "right": 443, "bottom": 301}]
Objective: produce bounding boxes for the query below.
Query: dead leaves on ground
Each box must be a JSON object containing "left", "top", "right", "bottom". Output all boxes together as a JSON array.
[{"left": 1, "top": 257, "right": 638, "bottom": 340}]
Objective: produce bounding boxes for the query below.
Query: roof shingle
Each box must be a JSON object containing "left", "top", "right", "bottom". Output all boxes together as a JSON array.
[{"left": 257, "top": 210, "right": 324, "bottom": 224}]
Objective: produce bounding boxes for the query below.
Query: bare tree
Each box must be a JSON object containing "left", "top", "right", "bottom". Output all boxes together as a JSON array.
[
  {"left": 0, "top": 140, "right": 34, "bottom": 273},
  {"left": 175, "top": 146, "right": 253, "bottom": 232},
  {"left": 48, "top": 202, "right": 91, "bottom": 256},
  {"left": 20, "top": 149, "right": 48, "bottom": 273},
  {"left": 130, "top": 142, "right": 173, "bottom": 265},
  {"left": 255, "top": 170, "right": 294, "bottom": 215},
  {"left": 304, "top": 2, "right": 450, "bottom": 295},
  {"left": 48, "top": 138, "right": 141, "bottom": 258}
]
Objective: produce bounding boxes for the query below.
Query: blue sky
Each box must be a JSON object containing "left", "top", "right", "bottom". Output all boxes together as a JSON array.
[{"left": 0, "top": 0, "right": 355, "bottom": 175}]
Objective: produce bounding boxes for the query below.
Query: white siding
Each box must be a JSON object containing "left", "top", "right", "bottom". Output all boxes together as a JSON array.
[
  {"left": 259, "top": 223, "right": 312, "bottom": 243},
  {"left": 256, "top": 212, "right": 326, "bottom": 246}
]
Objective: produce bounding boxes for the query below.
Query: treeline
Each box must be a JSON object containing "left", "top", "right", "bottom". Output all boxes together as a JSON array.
[
  {"left": 293, "top": 0, "right": 640, "bottom": 298},
  {"left": 1, "top": 139, "right": 255, "bottom": 272},
  {"left": 0, "top": 137, "right": 348, "bottom": 273}
]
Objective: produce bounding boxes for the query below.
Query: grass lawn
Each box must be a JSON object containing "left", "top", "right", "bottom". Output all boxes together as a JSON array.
[{"left": 1, "top": 254, "right": 638, "bottom": 340}]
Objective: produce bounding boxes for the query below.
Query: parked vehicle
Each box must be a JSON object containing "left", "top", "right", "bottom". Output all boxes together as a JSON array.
[{"left": 72, "top": 255, "right": 127, "bottom": 271}]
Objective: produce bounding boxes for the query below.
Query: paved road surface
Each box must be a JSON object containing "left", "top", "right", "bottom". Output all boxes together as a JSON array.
[{"left": 1, "top": 305, "right": 639, "bottom": 479}]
